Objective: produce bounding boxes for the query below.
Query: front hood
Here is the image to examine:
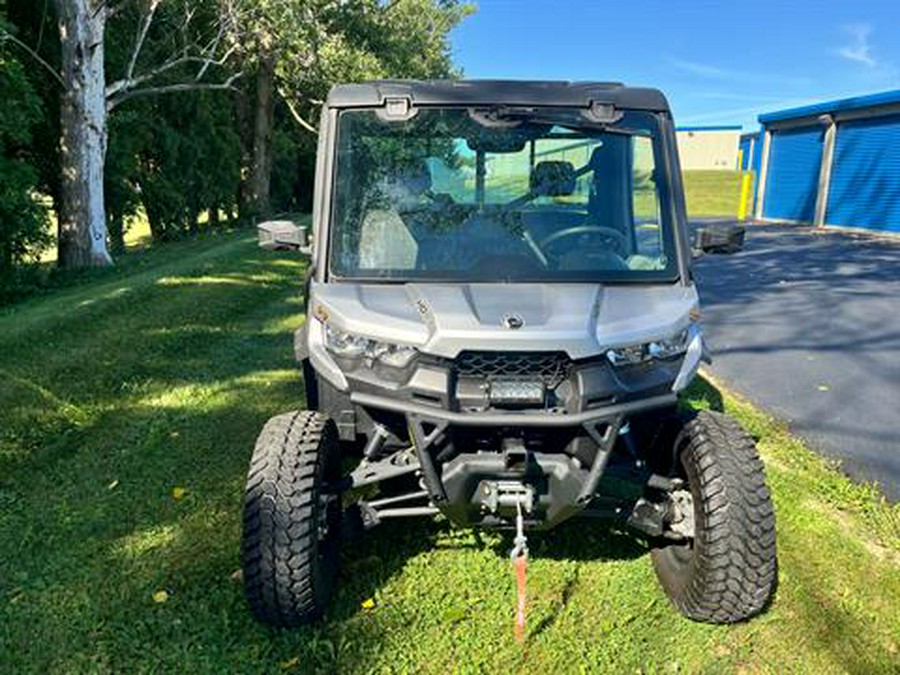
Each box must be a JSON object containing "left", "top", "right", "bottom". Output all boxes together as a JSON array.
[{"left": 310, "top": 281, "right": 697, "bottom": 360}]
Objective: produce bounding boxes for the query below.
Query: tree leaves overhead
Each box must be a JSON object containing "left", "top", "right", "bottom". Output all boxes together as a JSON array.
[
  {"left": 235, "top": 0, "right": 474, "bottom": 132},
  {"left": 104, "top": 0, "right": 240, "bottom": 110}
]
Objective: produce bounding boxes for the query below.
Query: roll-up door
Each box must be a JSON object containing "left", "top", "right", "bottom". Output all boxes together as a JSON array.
[
  {"left": 826, "top": 113, "right": 900, "bottom": 232},
  {"left": 762, "top": 126, "right": 823, "bottom": 222},
  {"left": 739, "top": 137, "right": 751, "bottom": 170}
]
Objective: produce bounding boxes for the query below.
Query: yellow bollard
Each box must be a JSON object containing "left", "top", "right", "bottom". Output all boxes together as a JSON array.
[{"left": 737, "top": 171, "right": 752, "bottom": 221}]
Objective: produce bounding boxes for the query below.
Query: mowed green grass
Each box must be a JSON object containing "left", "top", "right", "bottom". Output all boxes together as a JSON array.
[
  {"left": 1, "top": 228, "right": 898, "bottom": 673},
  {"left": 684, "top": 170, "right": 755, "bottom": 218}
]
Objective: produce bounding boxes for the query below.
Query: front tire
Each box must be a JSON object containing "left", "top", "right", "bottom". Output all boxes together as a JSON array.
[
  {"left": 242, "top": 411, "right": 342, "bottom": 627},
  {"left": 651, "top": 411, "right": 777, "bottom": 623}
]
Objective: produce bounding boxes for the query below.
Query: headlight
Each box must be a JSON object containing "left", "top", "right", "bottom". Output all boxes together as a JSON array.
[
  {"left": 606, "top": 328, "right": 690, "bottom": 366},
  {"left": 370, "top": 342, "right": 418, "bottom": 369},
  {"left": 324, "top": 326, "right": 368, "bottom": 359},
  {"left": 647, "top": 329, "right": 690, "bottom": 359},
  {"left": 325, "top": 325, "right": 418, "bottom": 370}
]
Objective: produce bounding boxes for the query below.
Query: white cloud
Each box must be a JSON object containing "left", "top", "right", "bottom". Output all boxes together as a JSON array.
[
  {"left": 838, "top": 24, "right": 877, "bottom": 67},
  {"left": 693, "top": 92, "right": 771, "bottom": 102},
  {"left": 668, "top": 57, "right": 811, "bottom": 88},
  {"left": 677, "top": 98, "right": 805, "bottom": 125},
  {"left": 670, "top": 58, "right": 729, "bottom": 80}
]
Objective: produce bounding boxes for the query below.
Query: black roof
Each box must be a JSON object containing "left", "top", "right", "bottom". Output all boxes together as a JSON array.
[{"left": 326, "top": 79, "right": 670, "bottom": 112}]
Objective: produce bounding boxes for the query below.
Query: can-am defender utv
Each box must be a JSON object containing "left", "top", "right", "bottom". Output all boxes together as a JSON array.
[{"left": 245, "top": 80, "right": 777, "bottom": 628}]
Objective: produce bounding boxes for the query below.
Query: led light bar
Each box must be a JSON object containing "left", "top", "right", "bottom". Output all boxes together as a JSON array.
[{"left": 488, "top": 378, "right": 546, "bottom": 407}]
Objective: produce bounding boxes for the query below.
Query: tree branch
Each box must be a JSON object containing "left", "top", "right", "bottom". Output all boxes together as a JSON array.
[
  {"left": 194, "top": 22, "right": 233, "bottom": 82},
  {"left": 278, "top": 88, "right": 318, "bottom": 134},
  {"left": 125, "top": 0, "right": 160, "bottom": 82},
  {"left": 106, "top": 46, "right": 237, "bottom": 99},
  {"left": 36, "top": 0, "right": 50, "bottom": 52},
  {"left": 0, "top": 29, "right": 65, "bottom": 87},
  {"left": 107, "top": 72, "right": 242, "bottom": 110},
  {"left": 106, "top": 54, "right": 187, "bottom": 98},
  {"left": 106, "top": 1, "right": 240, "bottom": 101}
]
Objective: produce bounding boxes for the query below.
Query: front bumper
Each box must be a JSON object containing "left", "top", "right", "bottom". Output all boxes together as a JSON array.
[
  {"left": 350, "top": 390, "right": 676, "bottom": 427},
  {"left": 352, "top": 389, "right": 676, "bottom": 529},
  {"left": 322, "top": 343, "right": 692, "bottom": 530}
]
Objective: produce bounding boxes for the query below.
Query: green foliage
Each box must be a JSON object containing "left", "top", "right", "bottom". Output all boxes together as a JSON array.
[
  {"left": 238, "top": 0, "right": 473, "bottom": 215},
  {"left": 4, "top": 0, "right": 62, "bottom": 203},
  {"left": 344, "top": 0, "right": 475, "bottom": 79},
  {"left": 105, "top": 109, "right": 144, "bottom": 253},
  {"left": 270, "top": 120, "right": 317, "bottom": 213},
  {"left": 131, "top": 91, "right": 241, "bottom": 241},
  {"left": 0, "top": 42, "right": 51, "bottom": 301},
  {"left": 100, "top": 0, "right": 243, "bottom": 243},
  {"left": 263, "top": 0, "right": 473, "bottom": 124}
]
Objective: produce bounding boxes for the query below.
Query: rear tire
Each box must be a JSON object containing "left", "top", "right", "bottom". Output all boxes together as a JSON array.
[
  {"left": 651, "top": 410, "right": 777, "bottom": 623},
  {"left": 242, "top": 411, "right": 342, "bottom": 627}
]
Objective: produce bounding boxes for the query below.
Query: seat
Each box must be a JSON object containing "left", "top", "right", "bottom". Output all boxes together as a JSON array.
[{"left": 357, "top": 161, "right": 433, "bottom": 271}]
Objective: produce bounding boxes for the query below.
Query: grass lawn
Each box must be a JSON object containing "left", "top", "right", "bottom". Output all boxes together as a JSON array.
[
  {"left": 684, "top": 170, "right": 755, "bottom": 218},
  {"left": 1, "top": 227, "right": 898, "bottom": 673}
]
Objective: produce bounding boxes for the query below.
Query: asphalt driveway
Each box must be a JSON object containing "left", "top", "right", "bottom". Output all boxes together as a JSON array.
[{"left": 693, "top": 223, "right": 900, "bottom": 500}]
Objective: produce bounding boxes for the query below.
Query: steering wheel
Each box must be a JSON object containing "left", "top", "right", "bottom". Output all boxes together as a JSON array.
[{"left": 539, "top": 225, "right": 628, "bottom": 254}]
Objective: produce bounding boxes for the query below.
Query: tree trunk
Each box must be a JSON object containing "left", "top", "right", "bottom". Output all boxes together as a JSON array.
[
  {"left": 55, "top": 0, "right": 112, "bottom": 268},
  {"left": 248, "top": 51, "right": 276, "bottom": 219},
  {"left": 107, "top": 211, "right": 126, "bottom": 254},
  {"left": 145, "top": 206, "right": 164, "bottom": 242},
  {"left": 235, "top": 85, "right": 254, "bottom": 223}
]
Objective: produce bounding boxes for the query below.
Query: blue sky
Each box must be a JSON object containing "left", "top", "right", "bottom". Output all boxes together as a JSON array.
[{"left": 451, "top": 0, "right": 900, "bottom": 130}]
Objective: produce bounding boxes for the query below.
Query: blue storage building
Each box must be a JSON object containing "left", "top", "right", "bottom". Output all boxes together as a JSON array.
[
  {"left": 738, "top": 132, "right": 761, "bottom": 173},
  {"left": 755, "top": 90, "right": 900, "bottom": 233}
]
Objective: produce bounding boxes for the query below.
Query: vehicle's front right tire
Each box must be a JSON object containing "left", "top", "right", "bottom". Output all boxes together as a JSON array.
[
  {"left": 651, "top": 410, "right": 777, "bottom": 623},
  {"left": 242, "top": 410, "right": 342, "bottom": 627}
]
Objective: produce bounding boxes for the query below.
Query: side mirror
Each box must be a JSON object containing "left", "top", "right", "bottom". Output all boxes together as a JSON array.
[
  {"left": 693, "top": 223, "right": 746, "bottom": 256},
  {"left": 257, "top": 220, "right": 312, "bottom": 255}
]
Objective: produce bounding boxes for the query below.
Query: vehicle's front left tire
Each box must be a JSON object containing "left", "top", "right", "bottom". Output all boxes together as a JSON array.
[
  {"left": 651, "top": 410, "right": 777, "bottom": 623},
  {"left": 242, "top": 410, "right": 342, "bottom": 627}
]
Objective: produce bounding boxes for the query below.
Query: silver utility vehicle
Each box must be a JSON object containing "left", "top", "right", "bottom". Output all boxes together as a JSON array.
[{"left": 245, "top": 80, "right": 777, "bottom": 627}]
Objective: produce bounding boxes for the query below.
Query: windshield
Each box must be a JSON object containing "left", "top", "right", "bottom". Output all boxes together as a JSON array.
[{"left": 329, "top": 107, "right": 678, "bottom": 282}]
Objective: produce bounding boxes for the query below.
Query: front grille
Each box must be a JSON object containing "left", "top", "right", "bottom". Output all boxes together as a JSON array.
[{"left": 453, "top": 351, "right": 572, "bottom": 386}]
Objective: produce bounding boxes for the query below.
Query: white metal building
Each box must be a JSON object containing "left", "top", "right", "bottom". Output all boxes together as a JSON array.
[{"left": 675, "top": 126, "right": 742, "bottom": 170}]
